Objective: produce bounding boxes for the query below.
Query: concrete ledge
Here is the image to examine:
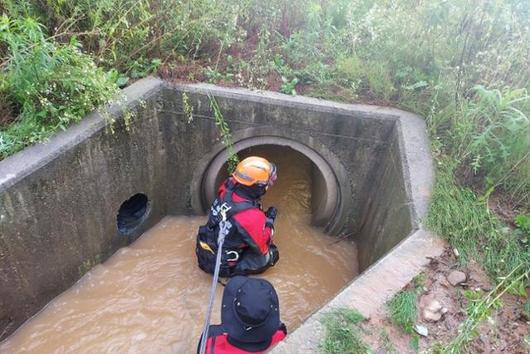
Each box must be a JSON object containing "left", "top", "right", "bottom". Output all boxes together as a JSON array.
[{"left": 271, "top": 229, "right": 445, "bottom": 353}]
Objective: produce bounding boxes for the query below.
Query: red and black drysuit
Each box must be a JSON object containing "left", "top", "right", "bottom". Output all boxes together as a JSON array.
[
  {"left": 196, "top": 178, "right": 278, "bottom": 277},
  {"left": 197, "top": 324, "right": 286, "bottom": 353}
]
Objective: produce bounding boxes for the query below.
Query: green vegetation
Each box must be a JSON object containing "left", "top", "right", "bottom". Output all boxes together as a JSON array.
[
  {"left": 0, "top": 15, "right": 118, "bottom": 157},
  {"left": 386, "top": 289, "right": 417, "bottom": 334},
  {"left": 209, "top": 95, "right": 239, "bottom": 173},
  {"left": 386, "top": 274, "right": 425, "bottom": 334},
  {"left": 385, "top": 278, "right": 423, "bottom": 352},
  {"left": 427, "top": 163, "right": 529, "bottom": 293},
  {"left": 321, "top": 308, "right": 371, "bottom": 354}
]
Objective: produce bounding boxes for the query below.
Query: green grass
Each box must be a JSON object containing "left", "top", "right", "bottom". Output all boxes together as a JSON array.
[
  {"left": 426, "top": 161, "right": 530, "bottom": 292},
  {"left": 386, "top": 289, "right": 418, "bottom": 334},
  {"left": 385, "top": 277, "right": 425, "bottom": 352},
  {"left": 321, "top": 308, "right": 372, "bottom": 354},
  {"left": 378, "top": 329, "right": 396, "bottom": 354}
]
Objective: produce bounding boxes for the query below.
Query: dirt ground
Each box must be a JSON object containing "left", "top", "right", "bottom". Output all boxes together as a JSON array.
[
  {"left": 157, "top": 58, "right": 399, "bottom": 107},
  {"left": 357, "top": 248, "right": 529, "bottom": 353}
]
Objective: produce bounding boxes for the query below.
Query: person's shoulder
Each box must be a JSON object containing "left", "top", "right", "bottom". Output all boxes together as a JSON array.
[
  {"left": 218, "top": 179, "right": 229, "bottom": 195},
  {"left": 208, "top": 325, "right": 225, "bottom": 337},
  {"left": 279, "top": 322, "right": 287, "bottom": 334}
]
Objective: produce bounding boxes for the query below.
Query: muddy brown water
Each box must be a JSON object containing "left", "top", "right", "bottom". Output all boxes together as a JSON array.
[{"left": 0, "top": 147, "right": 358, "bottom": 353}]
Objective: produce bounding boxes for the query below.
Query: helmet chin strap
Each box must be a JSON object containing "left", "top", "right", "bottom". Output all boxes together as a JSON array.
[{"left": 235, "top": 183, "right": 267, "bottom": 200}]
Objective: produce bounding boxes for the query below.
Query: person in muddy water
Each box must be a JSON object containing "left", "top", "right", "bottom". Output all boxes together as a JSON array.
[
  {"left": 196, "top": 156, "right": 279, "bottom": 277},
  {"left": 197, "top": 276, "right": 287, "bottom": 353}
]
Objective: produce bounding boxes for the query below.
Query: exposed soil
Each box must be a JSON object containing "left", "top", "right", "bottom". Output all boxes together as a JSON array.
[
  {"left": 455, "top": 164, "right": 528, "bottom": 226},
  {"left": 487, "top": 189, "right": 527, "bottom": 227},
  {"left": 158, "top": 57, "right": 400, "bottom": 108},
  {"left": 0, "top": 95, "right": 16, "bottom": 127},
  {"left": 158, "top": 61, "right": 206, "bottom": 83},
  {"left": 355, "top": 248, "right": 529, "bottom": 353}
]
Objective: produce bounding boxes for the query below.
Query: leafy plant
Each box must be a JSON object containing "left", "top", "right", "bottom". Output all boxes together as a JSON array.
[
  {"left": 280, "top": 76, "right": 298, "bottom": 95},
  {"left": 515, "top": 214, "right": 530, "bottom": 233},
  {"left": 209, "top": 95, "right": 239, "bottom": 174},
  {"left": 0, "top": 15, "right": 118, "bottom": 159}
]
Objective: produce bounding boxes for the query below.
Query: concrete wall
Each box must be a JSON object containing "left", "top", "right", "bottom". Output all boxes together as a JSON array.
[
  {"left": 172, "top": 84, "right": 397, "bottom": 234},
  {"left": 0, "top": 77, "right": 432, "bottom": 339},
  {"left": 355, "top": 124, "right": 412, "bottom": 270},
  {"left": 0, "top": 79, "right": 171, "bottom": 337}
]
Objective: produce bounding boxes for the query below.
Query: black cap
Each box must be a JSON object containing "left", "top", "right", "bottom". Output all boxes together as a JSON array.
[{"left": 221, "top": 276, "right": 281, "bottom": 346}]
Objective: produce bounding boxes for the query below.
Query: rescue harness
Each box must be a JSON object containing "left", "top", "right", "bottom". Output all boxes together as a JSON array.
[{"left": 196, "top": 181, "right": 259, "bottom": 275}]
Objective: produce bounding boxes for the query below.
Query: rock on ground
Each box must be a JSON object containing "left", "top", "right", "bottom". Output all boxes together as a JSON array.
[{"left": 447, "top": 270, "right": 467, "bottom": 286}]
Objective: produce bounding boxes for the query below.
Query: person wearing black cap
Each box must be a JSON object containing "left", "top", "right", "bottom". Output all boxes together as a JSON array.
[{"left": 198, "top": 276, "right": 287, "bottom": 353}]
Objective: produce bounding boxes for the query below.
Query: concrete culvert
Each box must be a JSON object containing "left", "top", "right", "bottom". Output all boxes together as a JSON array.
[{"left": 0, "top": 78, "right": 444, "bottom": 351}]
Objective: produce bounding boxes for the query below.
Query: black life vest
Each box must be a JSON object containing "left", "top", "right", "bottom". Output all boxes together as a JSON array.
[{"left": 196, "top": 180, "right": 258, "bottom": 277}]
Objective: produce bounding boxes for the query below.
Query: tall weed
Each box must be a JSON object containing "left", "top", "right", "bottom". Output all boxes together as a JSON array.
[{"left": 0, "top": 15, "right": 118, "bottom": 158}]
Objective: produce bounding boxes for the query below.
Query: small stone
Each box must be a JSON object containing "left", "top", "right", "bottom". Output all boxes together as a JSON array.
[
  {"left": 447, "top": 270, "right": 467, "bottom": 286},
  {"left": 420, "top": 294, "right": 444, "bottom": 322},
  {"left": 441, "top": 307, "right": 448, "bottom": 314},
  {"left": 426, "top": 299, "right": 443, "bottom": 313},
  {"left": 423, "top": 309, "right": 442, "bottom": 322},
  {"left": 453, "top": 248, "right": 460, "bottom": 257},
  {"left": 415, "top": 324, "right": 429, "bottom": 337},
  {"left": 375, "top": 349, "right": 387, "bottom": 354}
]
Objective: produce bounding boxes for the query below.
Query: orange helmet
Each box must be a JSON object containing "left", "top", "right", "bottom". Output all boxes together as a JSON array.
[{"left": 232, "top": 156, "right": 277, "bottom": 187}]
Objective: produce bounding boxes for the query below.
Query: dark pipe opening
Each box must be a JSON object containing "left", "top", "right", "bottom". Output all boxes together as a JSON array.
[{"left": 116, "top": 193, "right": 150, "bottom": 235}]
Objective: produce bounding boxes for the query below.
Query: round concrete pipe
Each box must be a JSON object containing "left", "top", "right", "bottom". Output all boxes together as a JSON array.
[{"left": 196, "top": 136, "right": 343, "bottom": 234}]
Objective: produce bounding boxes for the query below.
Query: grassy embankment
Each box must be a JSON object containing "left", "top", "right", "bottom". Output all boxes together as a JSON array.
[{"left": 1, "top": 1, "right": 529, "bottom": 352}]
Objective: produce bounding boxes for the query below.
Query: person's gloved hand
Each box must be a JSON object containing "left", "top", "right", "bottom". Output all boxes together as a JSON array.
[
  {"left": 265, "top": 207, "right": 278, "bottom": 228},
  {"left": 268, "top": 244, "right": 279, "bottom": 266},
  {"left": 266, "top": 206, "right": 278, "bottom": 220}
]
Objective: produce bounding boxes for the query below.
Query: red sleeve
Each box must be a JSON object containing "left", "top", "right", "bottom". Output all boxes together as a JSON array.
[
  {"left": 232, "top": 209, "right": 272, "bottom": 255},
  {"left": 271, "top": 328, "right": 287, "bottom": 346}
]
